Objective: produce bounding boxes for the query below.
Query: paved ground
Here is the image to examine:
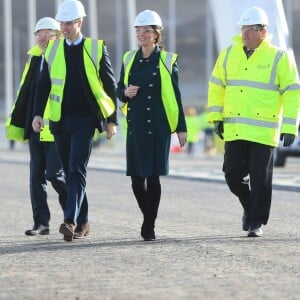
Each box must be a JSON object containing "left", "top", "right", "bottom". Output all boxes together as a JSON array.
[{"left": 0, "top": 142, "right": 299, "bottom": 299}]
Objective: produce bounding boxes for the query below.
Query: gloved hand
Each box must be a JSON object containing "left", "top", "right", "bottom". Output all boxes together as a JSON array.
[
  {"left": 214, "top": 121, "right": 224, "bottom": 140},
  {"left": 280, "top": 133, "right": 295, "bottom": 147}
]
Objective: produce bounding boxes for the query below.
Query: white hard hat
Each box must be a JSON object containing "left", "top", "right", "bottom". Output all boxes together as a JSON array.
[
  {"left": 238, "top": 6, "right": 269, "bottom": 26},
  {"left": 55, "top": 0, "right": 86, "bottom": 22},
  {"left": 34, "top": 17, "right": 60, "bottom": 33},
  {"left": 134, "top": 10, "right": 163, "bottom": 27}
]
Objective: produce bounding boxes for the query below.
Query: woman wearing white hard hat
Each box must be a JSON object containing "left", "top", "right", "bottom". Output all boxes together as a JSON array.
[
  {"left": 117, "top": 10, "right": 187, "bottom": 241},
  {"left": 5, "top": 17, "right": 67, "bottom": 236}
]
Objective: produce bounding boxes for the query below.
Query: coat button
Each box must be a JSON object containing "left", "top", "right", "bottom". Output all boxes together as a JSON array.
[
  {"left": 149, "top": 84, "right": 153, "bottom": 87},
  {"left": 139, "top": 59, "right": 143, "bottom": 62},
  {"left": 148, "top": 131, "right": 152, "bottom": 134},
  {"left": 153, "top": 72, "right": 157, "bottom": 75},
  {"left": 147, "top": 96, "right": 152, "bottom": 99},
  {"left": 147, "top": 120, "right": 151, "bottom": 123},
  {"left": 146, "top": 107, "right": 151, "bottom": 110}
]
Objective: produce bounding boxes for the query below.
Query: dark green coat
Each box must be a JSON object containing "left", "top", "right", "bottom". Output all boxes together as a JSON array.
[{"left": 117, "top": 46, "right": 186, "bottom": 177}]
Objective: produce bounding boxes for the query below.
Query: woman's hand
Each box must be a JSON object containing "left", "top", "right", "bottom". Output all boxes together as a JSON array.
[
  {"left": 177, "top": 132, "right": 187, "bottom": 148},
  {"left": 106, "top": 122, "right": 117, "bottom": 140},
  {"left": 124, "top": 85, "right": 140, "bottom": 99}
]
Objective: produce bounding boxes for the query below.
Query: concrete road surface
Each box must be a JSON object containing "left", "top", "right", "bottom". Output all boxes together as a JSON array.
[{"left": 0, "top": 159, "right": 299, "bottom": 300}]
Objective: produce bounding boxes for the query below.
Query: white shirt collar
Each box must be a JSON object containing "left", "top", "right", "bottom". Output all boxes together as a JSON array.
[{"left": 66, "top": 34, "right": 83, "bottom": 46}]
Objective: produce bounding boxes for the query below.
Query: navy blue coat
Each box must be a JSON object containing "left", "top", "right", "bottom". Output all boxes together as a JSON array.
[{"left": 117, "top": 46, "right": 187, "bottom": 177}]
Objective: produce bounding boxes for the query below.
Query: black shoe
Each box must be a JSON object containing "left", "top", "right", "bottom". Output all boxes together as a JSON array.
[
  {"left": 25, "top": 224, "right": 49, "bottom": 236},
  {"left": 242, "top": 211, "right": 250, "bottom": 231},
  {"left": 141, "top": 228, "right": 156, "bottom": 241},
  {"left": 142, "top": 231, "right": 156, "bottom": 241},
  {"left": 248, "top": 226, "right": 263, "bottom": 237}
]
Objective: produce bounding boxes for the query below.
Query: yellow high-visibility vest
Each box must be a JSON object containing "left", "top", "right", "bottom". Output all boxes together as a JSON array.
[
  {"left": 5, "top": 45, "right": 54, "bottom": 142},
  {"left": 208, "top": 35, "right": 300, "bottom": 146},
  {"left": 120, "top": 49, "right": 179, "bottom": 132},
  {"left": 44, "top": 38, "right": 115, "bottom": 121}
]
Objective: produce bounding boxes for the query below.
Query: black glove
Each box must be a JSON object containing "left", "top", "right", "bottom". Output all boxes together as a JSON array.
[
  {"left": 214, "top": 121, "right": 224, "bottom": 140},
  {"left": 280, "top": 133, "right": 295, "bottom": 147}
]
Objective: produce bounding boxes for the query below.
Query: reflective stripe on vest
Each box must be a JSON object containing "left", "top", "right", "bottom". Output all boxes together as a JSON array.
[
  {"left": 224, "top": 117, "right": 278, "bottom": 128},
  {"left": 207, "top": 105, "right": 223, "bottom": 113},
  {"left": 121, "top": 49, "right": 179, "bottom": 132}
]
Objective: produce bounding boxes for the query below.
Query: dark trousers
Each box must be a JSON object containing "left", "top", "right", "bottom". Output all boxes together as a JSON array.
[
  {"left": 131, "top": 176, "right": 161, "bottom": 234},
  {"left": 29, "top": 132, "right": 67, "bottom": 227},
  {"left": 54, "top": 117, "right": 95, "bottom": 225},
  {"left": 223, "top": 140, "right": 274, "bottom": 226}
]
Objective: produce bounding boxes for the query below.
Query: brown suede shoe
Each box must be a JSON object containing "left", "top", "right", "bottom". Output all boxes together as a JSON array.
[
  {"left": 59, "top": 223, "right": 76, "bottom": 242},
  {"left": 74, "top": 223, "right": 90, "bottom": 239}
]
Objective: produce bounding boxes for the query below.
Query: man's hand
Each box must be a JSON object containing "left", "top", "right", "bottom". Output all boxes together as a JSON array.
[
  {"left": 106, "top": 122, "right": 117, "bottom": 140},
  {"left": 32, "top": 116, "right": 44, "bottom": 132},
  {"left": 280, "top": 133, "right": 295, "bottom": 147},
  {"left": 214, "top": 121, "right": 224, "bottom": 140}
]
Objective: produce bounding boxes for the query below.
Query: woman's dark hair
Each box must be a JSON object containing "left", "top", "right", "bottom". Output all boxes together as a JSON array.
[{"left": 151, "top": 25, "right": 164, "bottom": 50}]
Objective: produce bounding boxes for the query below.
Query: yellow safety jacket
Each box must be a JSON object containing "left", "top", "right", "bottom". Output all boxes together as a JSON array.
[
  {"left": 121, "top": 50, "right": 179, "bottom": 132},
  {"left": 5, "top": 45, "right": 54, "bottom": 142},
  {"left": 208, "top": 35, "right": 300, "bottom": 147},
  {"left": 44, "top": 38, "right": 115, "bottom": 122}
]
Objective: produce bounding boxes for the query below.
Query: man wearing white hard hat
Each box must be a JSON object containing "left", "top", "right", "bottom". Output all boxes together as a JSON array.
[
  {"left": 32, "top": 0, "right": 118, "bottom": 242},
  {"left": 117, "top": 10, "right": 187, "bottom": 241},
  {"left": 6, "top": 17, "right": 67, "bottom": 236},
  {"left": 207, "top": 6, "right": 300, "bottom": 237}
]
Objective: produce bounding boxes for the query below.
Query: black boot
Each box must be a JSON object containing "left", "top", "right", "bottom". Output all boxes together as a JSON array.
[
  {"left": 141, "top": 219, "right": 155, "bottom": 241},
  {"left": 141, "top": 177, "right": 161, "bottom": 241},
  {"left": 141, "top": 196, "right": 155, "bottom": 241}
]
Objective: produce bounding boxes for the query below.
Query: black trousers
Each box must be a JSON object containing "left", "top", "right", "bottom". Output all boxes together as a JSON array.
[
  {"left": 223, "top": 140, "right": 274, "bottom": 226},
  {"left": 131, "top": 176, "right": 161, "bottom": 233},
  {"left": 54, "top": 116, "right": 95, "bottom": 225}
]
